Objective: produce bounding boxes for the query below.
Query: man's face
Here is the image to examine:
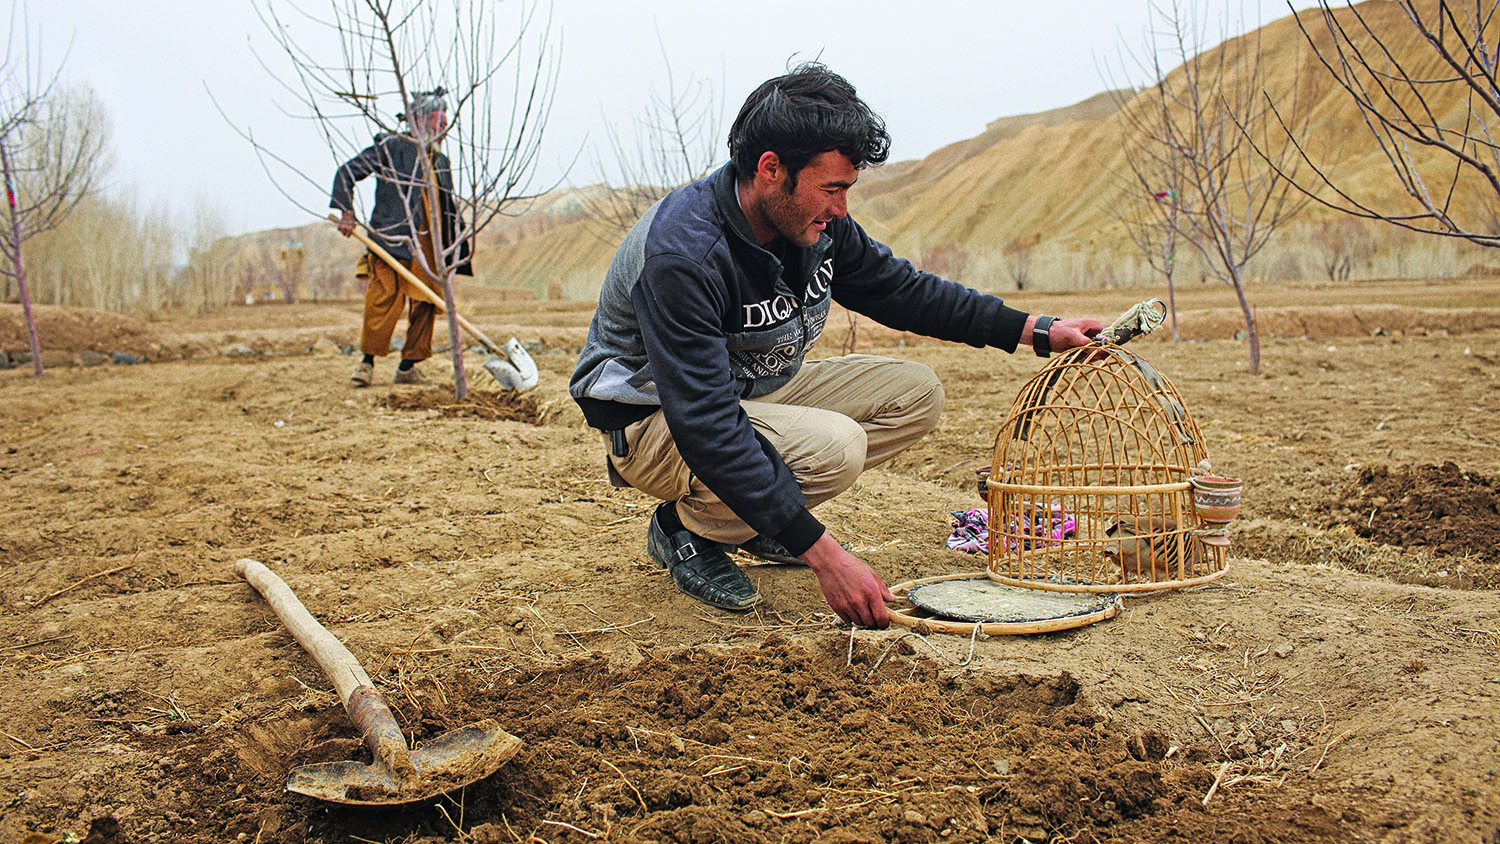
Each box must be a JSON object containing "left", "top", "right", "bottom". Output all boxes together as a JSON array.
[
  {"left": 414, "top": 109, "right": 448, "bottom": 141},
  {"left": 763, "top": 151, "right": 858, "bottom": 248}
]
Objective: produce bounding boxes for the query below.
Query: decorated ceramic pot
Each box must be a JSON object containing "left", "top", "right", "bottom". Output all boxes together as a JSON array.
[{"left": 1191, "top": 474, "right": 1243, "bottom": 527}]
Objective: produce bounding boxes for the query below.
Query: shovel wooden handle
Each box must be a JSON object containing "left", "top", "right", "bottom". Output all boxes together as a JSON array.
[
  {"left": 331, "top": 214, "right": 508, "bottom": 358},
  {"left": 236, "top": 558, "right": 372, "bottom": 698},
  {"left": 236, "top": 559, "right": 415, "bottom": 777}
]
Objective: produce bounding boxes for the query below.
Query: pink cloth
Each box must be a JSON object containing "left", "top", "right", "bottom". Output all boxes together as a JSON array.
[{"left": 945, "top": 504, "right": 1076, "bottom": 554}]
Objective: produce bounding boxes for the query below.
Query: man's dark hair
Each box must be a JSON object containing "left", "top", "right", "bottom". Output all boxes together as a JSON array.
[{"left": 728, "top": 62, "right": 890, "bottom": 188}]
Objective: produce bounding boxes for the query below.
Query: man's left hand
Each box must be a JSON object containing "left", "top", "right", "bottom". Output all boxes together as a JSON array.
[
  {"left": 1026, "top": 315, "right": 1106, "bottom": 354},
  {"left": 1052, "top": 317, "right": 1106, "bottom": 351}
]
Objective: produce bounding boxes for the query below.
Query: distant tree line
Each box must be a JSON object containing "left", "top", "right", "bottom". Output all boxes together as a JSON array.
[{"left": 0, "top": 84, "right": 359, "bottom": 316}]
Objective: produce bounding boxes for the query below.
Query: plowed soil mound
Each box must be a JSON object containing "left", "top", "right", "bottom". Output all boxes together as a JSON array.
[
  {"left": 382, "top": 387, "right": 545, "bottom": 423},
  {"left": 1334, "top": 463, "right": 1500, "bottom": 571},
  {"left": 0, "top": 305, "right": 159, "bottom": 358},
  {"left": 128, "top": 641, "right": 1354, "bottom": 844}
]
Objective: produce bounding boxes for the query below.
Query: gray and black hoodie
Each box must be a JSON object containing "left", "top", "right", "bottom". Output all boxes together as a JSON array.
[
  {"left": 330, "top": 133, "right": 471, "bottom": 275},
  {"left": 570, "top": 163, "right": 1029, "bottom": 556}
]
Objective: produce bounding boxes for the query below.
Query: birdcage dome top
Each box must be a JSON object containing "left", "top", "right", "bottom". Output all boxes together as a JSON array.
[{"left": 992, "top": 343, "right": 1207, "bottom": 491}]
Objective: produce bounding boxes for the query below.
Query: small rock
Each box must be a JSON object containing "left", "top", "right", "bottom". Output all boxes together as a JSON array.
[
  {"left": 111, "top": 352, "right": 142, "bottom": 365},
  {"left": 1273, "top": 642, "right": 1295, "bottom": 659},
  {"left": 223, "top": 344, "right": 258, "bottom": 358},
  {"left": 904, "top": 810, "right": 927, "bottom": 825},
  {"left": 41, "top": 349, "right": 75, "bottom": 368}
]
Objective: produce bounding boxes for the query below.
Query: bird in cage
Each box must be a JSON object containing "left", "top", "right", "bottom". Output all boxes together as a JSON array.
[{"left": 1104, "top": 516, "right": 1199, "bottom": 583}]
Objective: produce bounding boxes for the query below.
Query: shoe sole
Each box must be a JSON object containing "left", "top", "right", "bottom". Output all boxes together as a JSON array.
[{"left": 666, "top": 575, "right": 761, "bottom": 610}]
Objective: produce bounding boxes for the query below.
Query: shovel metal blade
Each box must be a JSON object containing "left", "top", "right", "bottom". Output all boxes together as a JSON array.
[
  {"left": 287, "top": 719, "right": 523, "bottom": 806},
  {"left": 481, "top": 338, "right": 538, "bottom": 391}
]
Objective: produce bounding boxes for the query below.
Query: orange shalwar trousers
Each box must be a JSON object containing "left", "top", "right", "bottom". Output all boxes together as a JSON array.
[{"left": 359, "top": 253, "right": 437, "bottom": 361}]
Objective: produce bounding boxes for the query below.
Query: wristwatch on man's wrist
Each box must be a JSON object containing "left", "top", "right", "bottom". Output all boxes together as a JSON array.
[{"left": 1032, "top": 315, "right": 1056, "bottom": 358}]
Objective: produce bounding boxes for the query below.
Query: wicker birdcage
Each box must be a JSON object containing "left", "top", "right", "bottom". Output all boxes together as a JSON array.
[{"left": 985, "top": 342, "right": 1229, "bottom": 592}]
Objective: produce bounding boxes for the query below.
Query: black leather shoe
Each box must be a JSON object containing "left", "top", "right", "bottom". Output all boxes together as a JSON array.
[
  {"left": 647, "top": 510, "right": 760, "bottom": 610},
  {"left": 735, "top": 535, "right": 807, "bottom": 566}
]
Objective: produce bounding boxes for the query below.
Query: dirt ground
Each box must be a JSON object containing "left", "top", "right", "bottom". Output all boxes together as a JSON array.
[{"left": 2, "top": 278, "right": 1499, "bottom": 844}]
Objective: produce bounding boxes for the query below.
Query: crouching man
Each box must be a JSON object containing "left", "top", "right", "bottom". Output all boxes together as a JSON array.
[{"left": 569, "top": 63, "right": 1103, "bottom": 628}]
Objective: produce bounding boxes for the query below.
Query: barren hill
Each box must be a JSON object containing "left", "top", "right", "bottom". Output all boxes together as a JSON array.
[{"left": 250, "top": 0, "right": 1498, "bottom": 301}]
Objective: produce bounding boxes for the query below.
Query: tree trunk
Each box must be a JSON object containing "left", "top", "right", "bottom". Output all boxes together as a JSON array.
[
  {"left": 1166, "top": 271, "right": 1181, "bottom": 343},
  {"left": 1231, "top": 268, "right": 1260, "bottom": 375},
  {"left": 440, "top": 272, "right": 469, "bottom": 401},
  {"left": 1, "top": 140, "right": 44, "bottom": 377},
  {"left": 1164, "top": 237, "right": 1181, "bottom": 343}
]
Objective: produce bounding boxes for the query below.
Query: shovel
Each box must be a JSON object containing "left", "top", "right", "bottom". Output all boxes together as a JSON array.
[
  {"left": 235, "top": 559, "right": 522, "bottom": 805},
  {"left": 330, "top": 214, "right": 539, "bottom": 390}
]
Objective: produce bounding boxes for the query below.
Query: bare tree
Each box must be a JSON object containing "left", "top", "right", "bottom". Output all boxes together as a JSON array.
[
  {"left": 1114, "top": 0, "right": 1309, "bottom": 374},
  {"left": 0, "top": 12, "right": 106, "bottom": 376},
  {"left": 1109, "top": 75, "right": 1189, "bottom": 342},
  {"left": 278, "top": 239, "right": 304, "bottom": 303},
  {"left": 1271, "top": 0, "right": 1500, "bottom": 248},
  {"left": 1310, "top": 216, "right": 1373, "bottom": 280},
  {"left": 582, "top": 30, "right": 722, "bottom": 238},
  {"left": 26, "top": 191, "right": 174, "bottom": 314},
  {"left": 1004, "top": 236, "right": 1037, "bottom": 291},
  {"left": 243, "top": 0, "right": 559, "bottom": 399},
  {"left": 1122, "top": 187, "right": 1187, "bottom": 341},
  {"left": 177, "top": 199, "right": 239, "bottom": 314}
]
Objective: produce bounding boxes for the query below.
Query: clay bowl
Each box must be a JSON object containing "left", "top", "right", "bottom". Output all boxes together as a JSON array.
[{"left": 1191, "top": 474, "right": 1243, "bottom": 527}]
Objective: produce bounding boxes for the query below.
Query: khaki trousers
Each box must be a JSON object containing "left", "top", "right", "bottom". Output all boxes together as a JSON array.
[
  {"left": 609, "top": 354, "right": 944, "bottom": 544},
  {"left": 359, "top": 253, "right": 436, "bottom": 361}
]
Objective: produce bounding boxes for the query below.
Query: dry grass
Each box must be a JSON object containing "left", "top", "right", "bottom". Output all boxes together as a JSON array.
[{"left": 1233, "top": 524, "right": 1480, "bottom": 588}]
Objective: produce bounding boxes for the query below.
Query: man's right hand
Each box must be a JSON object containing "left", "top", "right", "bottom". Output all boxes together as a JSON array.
[
  {"left": 338, "top": 209, "right": 356, "bottom": 237},
  {"left": 801, "top": 532, "right": 895, "bottom": 628}
]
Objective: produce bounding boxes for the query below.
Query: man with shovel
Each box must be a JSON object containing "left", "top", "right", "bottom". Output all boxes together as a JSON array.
[
  {"left": 570, "top": 63, "right": 1104, "bottom": 628},
  {"left": 331, "top": 88, "right": 471, "bottom": 387}
]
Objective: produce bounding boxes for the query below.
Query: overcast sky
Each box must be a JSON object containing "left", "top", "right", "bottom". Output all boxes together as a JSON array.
[{"left": 22, "top": 0, "right": 1321, "bottom": 235}]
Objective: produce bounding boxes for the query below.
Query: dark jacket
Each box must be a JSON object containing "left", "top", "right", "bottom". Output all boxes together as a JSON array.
[
  {"left": 330, "top": 133, "right": 472, "bottom": 275},
  {"left": 569, "top": 163, "right": 1029, "bottom": 554}
]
